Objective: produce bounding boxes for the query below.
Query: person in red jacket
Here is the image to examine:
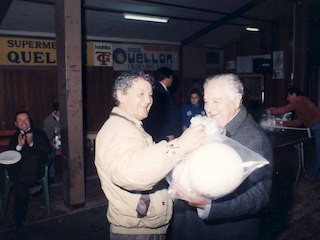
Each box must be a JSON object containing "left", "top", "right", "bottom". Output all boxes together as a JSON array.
[{"left": 266, "top": 87, "right": 320, "bottom": 182}]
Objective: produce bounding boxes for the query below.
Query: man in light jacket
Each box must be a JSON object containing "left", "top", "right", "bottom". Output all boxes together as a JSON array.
[{"left": 95, "top": 71, "right": 205, "bottom": 240}]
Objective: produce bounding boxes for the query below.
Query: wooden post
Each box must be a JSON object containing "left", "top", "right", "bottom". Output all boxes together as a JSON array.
[{"left": 55, "top": 0, "right": 85, "bottom": 208}]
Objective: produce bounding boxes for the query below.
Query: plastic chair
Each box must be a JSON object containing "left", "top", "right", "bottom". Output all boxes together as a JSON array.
[{"left": 3, "top": 163, "right": 51, "bottom": 216}]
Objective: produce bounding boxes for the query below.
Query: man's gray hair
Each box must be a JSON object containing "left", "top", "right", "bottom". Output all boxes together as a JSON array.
[
  {"left": 113, "top": 71, "right": 154, "bottom": 106},
  {"left": 204, "top": 73, "right": 244, "bottom": 99}
]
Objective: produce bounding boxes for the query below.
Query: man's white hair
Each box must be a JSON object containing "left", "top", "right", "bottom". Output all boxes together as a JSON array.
[{"left": 204, "top": 73, "right": 244, "bottom": 100}]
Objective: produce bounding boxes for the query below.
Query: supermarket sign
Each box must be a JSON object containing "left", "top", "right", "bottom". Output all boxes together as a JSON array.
[
  {"left": 0, "top": 37, "right": 56, "bottom": 65},
  {"left": 112, "top": 43, "right": 179, "bottom": 71},
  {"left": 0, "top": 37, "right": 179, "bottom": 70}
]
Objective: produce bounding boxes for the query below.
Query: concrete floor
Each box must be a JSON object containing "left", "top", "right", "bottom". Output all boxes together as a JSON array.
[{"left": 0, "top": 140, "right": 319, "bottom": 240}]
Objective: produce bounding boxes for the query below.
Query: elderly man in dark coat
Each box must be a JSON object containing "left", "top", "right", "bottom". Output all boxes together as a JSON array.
[{"left": 170, "top": 73, "right": 273, "bottom": 240}]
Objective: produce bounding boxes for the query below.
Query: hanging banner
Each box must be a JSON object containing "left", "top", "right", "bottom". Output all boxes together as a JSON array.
[
  {"left": 0, "top": 37, "right": 179, "bottom": 70},
  {"left": 86, "top": 41, "right": 113, "bottom": 67},
  {"left": 112, "top": 43, "right": 179, "bottom": 71},
  {"left": 0, "top": 37, "right": 56, "bottom": 65}
]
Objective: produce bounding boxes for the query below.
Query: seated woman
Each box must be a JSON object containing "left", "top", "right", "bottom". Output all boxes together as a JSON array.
[{"left": 181, "top": 88, "right": 206, "bottom": 130}]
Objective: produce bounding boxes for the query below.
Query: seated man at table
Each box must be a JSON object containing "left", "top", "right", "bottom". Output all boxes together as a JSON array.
[
  {"left": 266, "top": 87, "right": 320, "bottom": 183},
  {"left": 6, "top": 111, "right": 51, "bottom": 229}
]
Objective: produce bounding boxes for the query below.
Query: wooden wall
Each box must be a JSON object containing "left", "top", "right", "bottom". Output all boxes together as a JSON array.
[
  {"left": 0, "top": 66, "right": 116, "bottom": 132},
  {"left": 0, "top": 66, "right": 58, "bottom": 130},
  {"left": 83, "top": 67, "right": 114, "bottom": 131},
  {"left": 0, "top": 67, "right": 183, "bottom": 132}
]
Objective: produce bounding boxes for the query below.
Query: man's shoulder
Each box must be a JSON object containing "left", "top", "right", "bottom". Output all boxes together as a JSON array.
[
  {"left": 97, "top": 116, "right": 143, "bottom": 144},
  {"left": 43, "top": 114, "right": 54, "bottom": 124},
  {"left": 242, "top": 115, "right": 265, "bottom": 134},
  {"left": 101, "top": 115, "right": 136, "bottom": 131},
  {"left": 154, "top": 82, "right": 167, "bottom": 94}
]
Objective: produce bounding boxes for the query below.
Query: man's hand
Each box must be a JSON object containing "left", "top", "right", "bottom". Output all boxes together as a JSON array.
[
  {"left": 18, "top": 133, "right": 26, "bottom": 146},
  {"left": 25, "top": 132, "right": 34, "bottom": 145},
  {"left": 187, "top": 195, "right": 209, "bottom": 209},
  {"left": 174, "top": 183, "right": 209, "bottom": 210},
  {"left": 178, "top": 125, "right": 206, "bottom": 154}
]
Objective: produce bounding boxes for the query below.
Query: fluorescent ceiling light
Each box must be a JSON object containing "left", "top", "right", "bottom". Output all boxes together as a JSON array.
[
  {"left": 124, "top": 13, "right": 169, "bottom": 23},
  {"left": 246, "top": 27, "right": 259, "bottom": 32}
]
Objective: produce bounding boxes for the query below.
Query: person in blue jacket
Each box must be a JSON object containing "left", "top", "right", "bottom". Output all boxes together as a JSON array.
[{"left": 181, "top": 88, "right": 206, "bottom": 130}]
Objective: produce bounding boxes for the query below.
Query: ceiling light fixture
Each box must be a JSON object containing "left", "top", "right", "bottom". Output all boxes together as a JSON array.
[
  {"left": 246, "top": 27, "right": 259, "bottom": 32},
  {"left": 123, "top": 13, "right": 169, "bottom": 23}
]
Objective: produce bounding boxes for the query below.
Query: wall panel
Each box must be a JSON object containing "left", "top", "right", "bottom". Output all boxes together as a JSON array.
[{"left": 0, "top": 67, "right": 57, "bottom": 130}]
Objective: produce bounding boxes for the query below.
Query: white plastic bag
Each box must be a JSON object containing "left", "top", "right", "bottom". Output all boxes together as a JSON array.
[
  {"left": 259, "top": 112, "right": 291, "bottom": 131},
  {"left": 259, "top": 114, "right": 277, "bottom": 131},
  {"left": 166, "top": 116, "right": 269, "bottom": 200}
]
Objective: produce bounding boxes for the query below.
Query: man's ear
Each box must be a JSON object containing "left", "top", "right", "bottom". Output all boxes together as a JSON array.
[
  {"left": 234, "top": 94, "right": 242, "bottom": 109},
  {"left": 116, "top": 90, "right": 126, "bottom": 103}
]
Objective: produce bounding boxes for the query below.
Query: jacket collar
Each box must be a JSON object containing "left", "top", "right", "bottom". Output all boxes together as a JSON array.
[
  {"left": 110, "top": 107, "right": 143, "bottom": 127},
  {"left": 224, "top": 105, "right": 247, "bottom": 137},
  {"left": 20, "top": 127, "right": 32, "bottom": 135}
]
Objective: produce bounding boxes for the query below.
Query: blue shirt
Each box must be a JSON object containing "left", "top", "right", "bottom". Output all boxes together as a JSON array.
[{"left": 181, "top": 104, "right": 206, "bottom": 128}]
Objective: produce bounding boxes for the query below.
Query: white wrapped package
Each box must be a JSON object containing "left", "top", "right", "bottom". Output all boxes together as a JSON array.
[
  {"left": 189, "top": 143, "right": 243, "bottom": 198},
  {"left": 167, "top": 115, "right": 269, "bottom": 200},
  {"left": 170, "top": 142, "right": 243, "bottom": 199}
]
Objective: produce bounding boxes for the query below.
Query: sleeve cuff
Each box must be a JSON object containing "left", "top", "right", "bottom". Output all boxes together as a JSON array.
[
  {"left": 197, "top": 202, "right": 211, "bottom": 219},
  {"left": 166, "top": 139, "right": 185, "bottom": 158},
  {"left": 16, "top": 145, "right": 22, "bottom": 151}
]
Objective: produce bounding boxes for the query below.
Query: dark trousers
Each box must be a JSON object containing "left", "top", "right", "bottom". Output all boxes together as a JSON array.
[
  {"left": 6, "top": 155, "right": 44, "bottom": 228},
  {"left": 13, "top": 183, "right": 30, "bottom": 228}
]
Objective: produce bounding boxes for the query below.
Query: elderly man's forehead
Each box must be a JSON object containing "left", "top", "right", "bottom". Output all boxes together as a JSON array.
[
  {"left": 205, "top": 80, "right": 227, "bottom": 92},
  {"left": 205, "top": 81, "right": 237, "bottom": 101}
]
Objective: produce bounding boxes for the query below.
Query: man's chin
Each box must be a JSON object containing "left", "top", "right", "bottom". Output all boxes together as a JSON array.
[
  {"left": 139, "top": 113, "right": 149, "bottom": 120},
  {"left": 142, "top": 114, "right": 149, "bottom": 119}
]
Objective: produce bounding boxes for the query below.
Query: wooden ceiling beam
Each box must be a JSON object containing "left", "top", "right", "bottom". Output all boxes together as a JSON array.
[{"left": 181, "top": 0, "right": 267, "bottom": 46}]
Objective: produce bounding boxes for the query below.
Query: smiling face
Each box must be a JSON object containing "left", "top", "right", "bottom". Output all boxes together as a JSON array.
[
  {"left": 117, "top": 77, "right": 153, "bottom": 121},
  {"left": 15, "top": 113, "right": 31, "bottom": 131},
  {"left": 204, "top": 80, "right": 242, "bottom": 127}
]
